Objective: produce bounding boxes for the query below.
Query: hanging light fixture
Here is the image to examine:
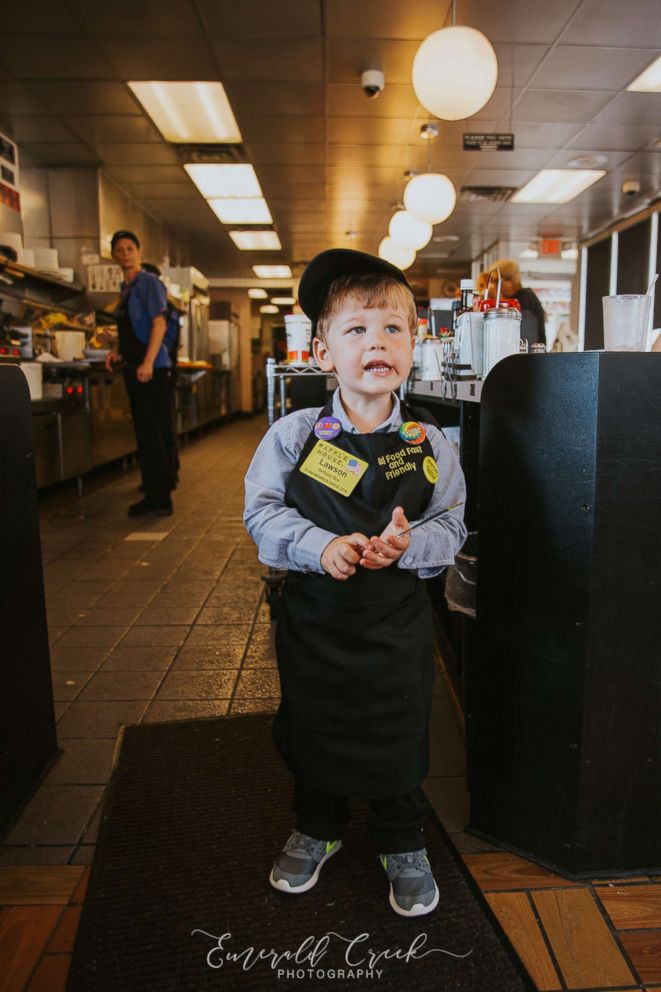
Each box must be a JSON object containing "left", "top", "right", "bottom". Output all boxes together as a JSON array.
[
  {"left": 378, "top": 237, "right": 416, "bottom": 270},
  {"left": 389, "top": 210, "right": 432, "bottom": 250},
  {"left": 404, "top": 173, "right": 456, "bottom": 225},
  {"left": 412, "top": 0, "right": 498, "bottom": 122}
]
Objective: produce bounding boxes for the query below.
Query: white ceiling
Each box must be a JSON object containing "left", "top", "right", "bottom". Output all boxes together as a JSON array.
[{"left": 0, "top": 0, "right": 659, "bottom": 280}]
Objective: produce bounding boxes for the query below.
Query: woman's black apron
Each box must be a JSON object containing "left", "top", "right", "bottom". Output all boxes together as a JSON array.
[{"left": 274, "top": 396, "right": 437, "bottom": 799}]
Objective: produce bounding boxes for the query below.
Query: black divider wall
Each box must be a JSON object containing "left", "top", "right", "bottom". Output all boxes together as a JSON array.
[
  {"left": 584, "top": 237, "right": 611, "bottom": 349},
  {"left": 617, "top": 219, "right": 650, "bottom": 296},
  {"left": 0, "top": 365, "right": 58, "bottom": 836}
]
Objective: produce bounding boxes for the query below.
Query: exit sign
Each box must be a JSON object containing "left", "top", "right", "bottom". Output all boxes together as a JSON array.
[{"left": 540, "top": 239, "right": 561, "bottom": 256}]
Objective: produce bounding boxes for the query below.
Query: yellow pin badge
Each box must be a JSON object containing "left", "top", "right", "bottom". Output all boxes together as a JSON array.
[
  {"left": 423, "top": 456, "right": 439, "bottom": 484},
  {"left": 299, "top": 440, "right": 368, "bottom": 497}
]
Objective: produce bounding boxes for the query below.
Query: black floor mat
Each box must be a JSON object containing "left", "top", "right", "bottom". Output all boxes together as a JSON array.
[{"left": 67, "top": 714, "right": 535, "bottom": 992}]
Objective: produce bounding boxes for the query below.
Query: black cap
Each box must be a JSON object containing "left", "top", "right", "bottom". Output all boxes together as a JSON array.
[
  {"left": 110, "top": 229, "right": 140, "bottom": 250},
  {"left": 298, "top": 248, "right": 414, "bottom": 326}
]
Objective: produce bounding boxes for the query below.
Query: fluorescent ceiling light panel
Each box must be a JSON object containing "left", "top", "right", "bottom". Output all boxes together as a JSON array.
[
  {"left": 229, "top": 230, "right": 282, "bottom": 250},
  {"left": 208, "top": 198, "right": 273, "bottom": 224},
  {"left": 184, "top": 163, "right": 261, "bottom": 199},
  {"left": 253, "top": 265, "right": 293, "bottom": 278},
  {"left": 128, "top": 81, "right": 242, "bottom": 143},
  {"left": 248, "top": 288, "right": 268, "bottom": 299},
  {"left": 260, "top": 304, "right": 279, "bottom": 314},
  {"left": 627, "top": 54, "right": 661, "bottom": 92},
  {"left": 512, "top": 169, "right": 605, "bottom": 204},
  {"left": 271, "top": 296, "right": 295, "bottom": 305}
]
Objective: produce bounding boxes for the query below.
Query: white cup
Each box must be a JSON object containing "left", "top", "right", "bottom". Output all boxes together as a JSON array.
[
  {"left": 284, "top": 314, "right": 312, "bottom": 364},
  {"left": 602, "top": 295, "right": 651, "bottom": 351}
]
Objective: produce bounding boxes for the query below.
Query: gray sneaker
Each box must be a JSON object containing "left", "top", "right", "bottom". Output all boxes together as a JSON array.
[
  {"left": 270, "top": 830, "right": 342, "bottom": 893},
  {"left": 379, "top": 849, "right": 439, "bottom": 917}
]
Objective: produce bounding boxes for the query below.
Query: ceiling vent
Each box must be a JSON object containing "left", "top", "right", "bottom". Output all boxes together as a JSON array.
[
  {"left": 460, "top": 185, "right": 517, "bottom": 203},
  {"left": 177, "top": 144, "right": 247, "bottom": 164}
]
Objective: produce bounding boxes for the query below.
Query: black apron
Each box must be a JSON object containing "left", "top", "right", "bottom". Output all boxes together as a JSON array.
[
  {"left": 274, "top": 395, "right": 437, "bottom": 799},
  {"left": 117, "top": 283, "right": 147, "bottom": 369}
]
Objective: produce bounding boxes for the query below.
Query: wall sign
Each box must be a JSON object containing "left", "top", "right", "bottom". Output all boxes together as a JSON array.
[{"left": 463, "top": 133, "right": 514, "bottom": 152}]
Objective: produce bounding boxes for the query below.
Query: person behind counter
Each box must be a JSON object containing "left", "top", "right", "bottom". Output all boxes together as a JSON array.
[
  {"left": 244, "top": 248, "right": 466, "bottom": 917},
  {"left": 491, "top": 258, "right": 547, "bottom": 347},
  {"left": 105, "top": 230, "right": 174, "bottom": 517}
]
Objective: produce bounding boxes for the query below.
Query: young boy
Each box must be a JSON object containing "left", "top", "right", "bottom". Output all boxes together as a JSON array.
[{"left": 244, "top": 249, "right": 466, "bottom": 917}]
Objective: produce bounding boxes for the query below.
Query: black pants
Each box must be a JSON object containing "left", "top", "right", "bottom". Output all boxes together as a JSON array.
[
  {"left": 293, "top": 780, "right": 432, "bottom": 854},
  {"left": 123, "top": 367, "right": 173, "bottom": 507}
]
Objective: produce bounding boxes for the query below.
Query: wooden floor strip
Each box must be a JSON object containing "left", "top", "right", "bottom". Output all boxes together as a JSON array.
[
  {"left": 596, "top": 884, "right": 661, "bottom": 929},
  {"left": 0, "top": 868, "right": 85, "bottom": 907},
  {"left": 485, "top": 891, "right": 562, "bottom": 991},
  {"left": 532, "top": 887, "right": 635, "bottom": 989},
  {"left": 463, "top": 852, "right": 581, "bottom": 891},
  {"left": 25, "top": 954, "right": 71, "bottom": 992},
  {"left": 0, "top": 906, "right": 62, "bottom": 992},
  {"left": 47, "top": 906, "right": 81, "bottom": 953},
  {"left": 617, "top": 931, "right": 661, "bottom": 985}
]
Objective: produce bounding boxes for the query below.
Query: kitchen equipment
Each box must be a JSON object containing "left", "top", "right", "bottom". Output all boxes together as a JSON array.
[
  {"left": 17, "top": 248, "right": 35, "bottom": 268},
  {"left": 428, "top": 297, "right": 454, "bottom": 337},
  {"left": 419, "top": 335, "right": 444, "bottom": 380},
  {"left": 54, "top": 330, "right": 86, "bottom": 362},
  {"left": 0, "top": 324, "right": 33, "bottom": 359},
  {"left": 602, "top": 294, "right": 651, "bottom": 351},
  {"left": 0, "top": 232, "right": 22, "bottom": 254},
  {"left": 284, "top": 314, "right": 312, "bottom": 364},
  {"left": 20, "top": 361, "right": 43, "bottom": 400}
]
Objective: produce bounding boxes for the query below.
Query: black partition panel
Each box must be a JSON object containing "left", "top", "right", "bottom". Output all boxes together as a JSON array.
[
  {"left": 467, "top": 352, "right": 661, "bottom": 876},
  {"left": 617, "top": 220, "right": 650, "bottom": 296},
  {"left": 584, "top": 238, "right": 611, "bottom": 349},
  {"left": 0, "top": 365, "right": 58, "bottom": 835},
  {"left": 656, "top": 217, "right": 661, "bottom": 330}
]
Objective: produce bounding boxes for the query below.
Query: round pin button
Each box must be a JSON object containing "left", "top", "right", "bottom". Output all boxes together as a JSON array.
[
  {"left": 314, "top": 417, "right": 342, "bottom": 440},
  {"left": 399, "top": 421, "right": 426, "bottom": 444}
]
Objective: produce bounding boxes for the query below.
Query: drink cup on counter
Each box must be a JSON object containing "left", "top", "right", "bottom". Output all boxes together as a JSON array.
[
  {"left": 284, "top": 314, "right": 312, "bottom": 364},
  {"left": 602, "top": 295, "right": 651, "bottom": 351}
]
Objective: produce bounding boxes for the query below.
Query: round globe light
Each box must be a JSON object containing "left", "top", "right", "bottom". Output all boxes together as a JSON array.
[
  {"left": 404, "top": 173, "right": 456, "bottom": 225},
  {"left": 389, "top": 211, "right": 432, "bottom": 250},
  {"left": 412, "top": 25, "right": 498, "bottom": 121},
  {"left": 378, "top": 237, "right": 416, "bottom": 271}
]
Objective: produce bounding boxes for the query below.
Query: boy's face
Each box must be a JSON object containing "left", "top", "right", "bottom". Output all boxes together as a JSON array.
[{"left": 313, "top": 294, "right": 414, "bottom": 401}]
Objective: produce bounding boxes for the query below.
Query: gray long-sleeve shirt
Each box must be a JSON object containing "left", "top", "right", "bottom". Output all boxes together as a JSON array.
[{"left": 244, "top": 389, "right": 467, "bottom": 578}]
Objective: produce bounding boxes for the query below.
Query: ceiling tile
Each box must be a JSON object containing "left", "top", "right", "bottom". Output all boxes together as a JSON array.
[
  {"left": 327, "top": 144, "right": 416, "bottom": 168},
  {"left": 1, "top": 1, "right": 82, "bottom": 33},
  {"left": 256, "top": 165, "right": 326, "bottom": 185},
  {"left": 96, "top": 36, "right": 217, "bottom": 79},
  {"left": 2, "top": 116, "right": 78, "bottom": 143},
  {"left": 0, "top": 81, "right": 50, "bottom": 115},
  {"left": 103, "top": 165, "right": 189, "bottom": 184},
  {"left": 228, "top": 82, "right": 324, "bottom": 117},
  {"left": 460, "top": 0, "right": 579, "bottom": 43},
  {"left": 545, "top": 148, "right": 632, "bottom": 170},
  {"left": 567, "top": 123, "right": 661, "bottom": 152},
  {"left": 327, "top": 83, "right": 418, "bottom": 118},
  {"left": 239, "top": 116, "right": 325, "bottom": 144},
  {"left": 327, "top": 39, "right": 420, "bottom": 84},
  {"left": 213, "top": 38, "right": 322, "bottom": 82},
  {"left": 23, "top": 82, "right": 142, "bottom": 115},
  {"left": 528, "top": 46, "right": 655, "bottom": 90},
  {"left": 513, "top": 89, "right": 614, "bottom": 123},
  {"left": 66, "top": 115, "right": 162, "bottom": 145},
  {"left": 0, "top": 36, "right": 115, "bottom": 79},
  {"left": 593, "top": 92, "right": 661, "bottom": 126},
  {"left": 19, "top": 144, "right": 100, "bottom": 166},
  {"left": 510, "top": 122, "right": 584, "bottom": 149},
  {"left": 558, "top": 0, "right": 661, "bottom": 48},
  {"left": 199, "top": 0, "right": 322, "bottom": 38},
  {"left": 327, "top": 0, "right": 450, "bottom": 40},
  {"left": 461, "top": 148, "right": 552, "bottom": 169},
  {"left": 129, "top": 184, "right": 199, "bottom": 199},
  {"left": 249, "top": 143, "right": 325, "bottom": 166},
  {"left": 66, "top": 0, "right": 202, "bottom": 35},
  {"left": 327, "top": 117, "right": 416, "bottom": 145},
  {"left": 492, "top": 44, "right": 549, "bottom": 88},
  {"left": 96, "top": 144, "right": 180, "bottom": 165}
]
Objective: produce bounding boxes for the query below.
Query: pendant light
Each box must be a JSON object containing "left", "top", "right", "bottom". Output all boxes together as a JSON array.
[
  {"left": 378, "top": 237, "right": 415, "bottom": 270},
  {"left": 402, "top": 126, "right": 456, "bottom": 225},
  {"left": 412, "top": 1, "right": 498, "bottom": 121},
  {"left": 388, "top": 210, "right": 432, "bottom": 250}
]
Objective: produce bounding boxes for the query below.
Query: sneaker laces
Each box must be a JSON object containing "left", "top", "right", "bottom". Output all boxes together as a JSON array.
[
  {"left": 283, "top": 830, "right": 327, "bottom": 862},
  {"left": 384, "top": 850, "right": 429, "bottom": 877}
]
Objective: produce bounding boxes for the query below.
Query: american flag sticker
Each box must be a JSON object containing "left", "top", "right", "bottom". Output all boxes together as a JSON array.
[{"left": 347, "top": 458, "right": 363, "bottom": 476}]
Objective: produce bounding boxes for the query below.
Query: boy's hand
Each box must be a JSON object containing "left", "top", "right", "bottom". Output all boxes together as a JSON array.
[
  {"left": 321, "top": 533, "right": 369, "bottom": 580},
  {"left": 360, "top": 506, "right": 411, "bottom": 571}
]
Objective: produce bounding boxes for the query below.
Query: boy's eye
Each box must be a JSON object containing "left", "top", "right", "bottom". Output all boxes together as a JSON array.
[
  {"left": 347, "top": 325, "right": 366, "bottom": 334},
  {"left": 386, "top": 324, "right": 402, "bottom": 333}
]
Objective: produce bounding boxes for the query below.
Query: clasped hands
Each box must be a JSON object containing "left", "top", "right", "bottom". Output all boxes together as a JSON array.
[{"left": 321, "top": 506, "right": 410, "bottom": 581}]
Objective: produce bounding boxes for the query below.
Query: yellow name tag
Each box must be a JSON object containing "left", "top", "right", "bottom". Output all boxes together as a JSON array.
[{"left": 299, "top": 440, "right": 368, "bottom": 497}]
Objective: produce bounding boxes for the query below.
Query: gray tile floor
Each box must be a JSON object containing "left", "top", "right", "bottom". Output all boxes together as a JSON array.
[{"left": 1, "top": 417, "right": 492, "bottom": 866}]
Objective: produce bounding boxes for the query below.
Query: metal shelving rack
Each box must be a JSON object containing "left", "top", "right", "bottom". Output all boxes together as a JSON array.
[{"left": 265, "top": 357, "right": 336, "bottom": 426}]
